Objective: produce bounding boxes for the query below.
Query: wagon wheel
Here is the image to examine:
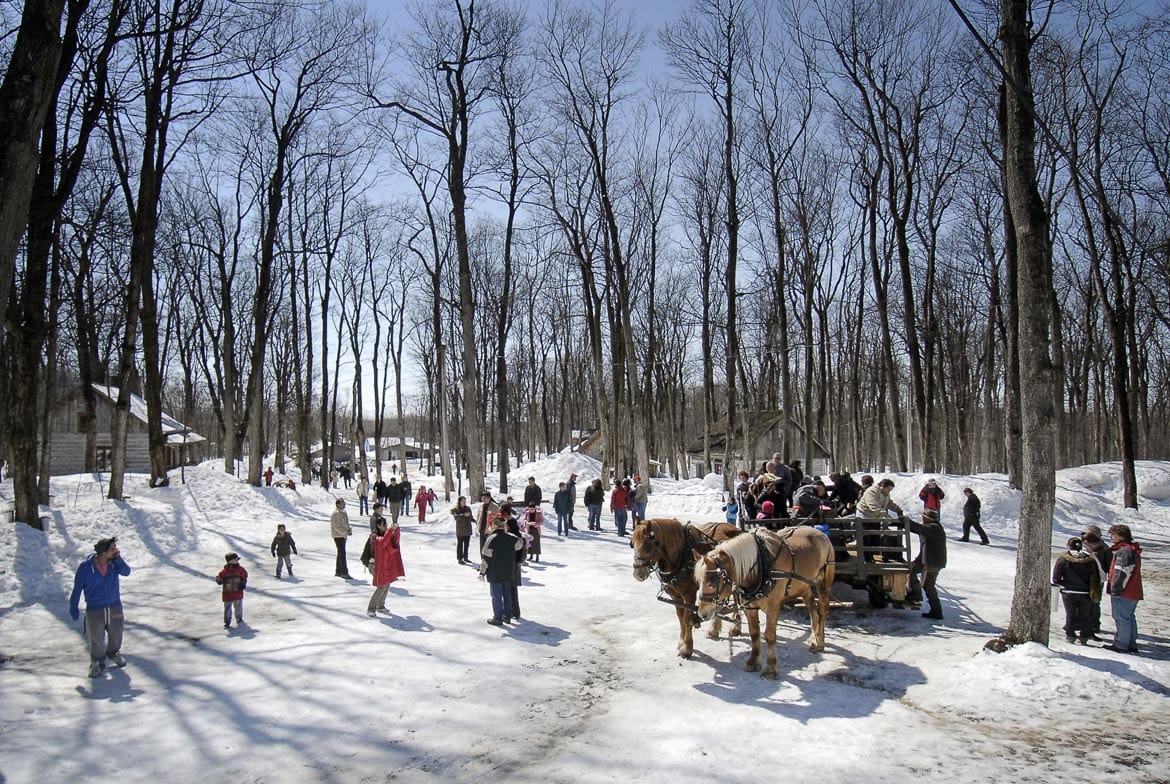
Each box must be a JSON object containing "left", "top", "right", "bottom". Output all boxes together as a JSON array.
[{"left": 866, "top": 576, "right": 890, "bottom": 609}]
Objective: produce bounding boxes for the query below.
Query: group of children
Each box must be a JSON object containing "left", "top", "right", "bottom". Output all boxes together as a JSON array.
[{"left": 1052, "top": 523, "right": 1144, "bottom": 653}]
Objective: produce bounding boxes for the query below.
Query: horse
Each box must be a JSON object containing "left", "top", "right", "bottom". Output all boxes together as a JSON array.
[
  {"left": 631, "top": 518, "right": 741, "bottom": 659},
  {"left": 694, "top": 526, "right": 835, "bottom": 679}
]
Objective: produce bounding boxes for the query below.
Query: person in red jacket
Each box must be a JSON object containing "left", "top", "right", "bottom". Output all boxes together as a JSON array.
[
  {"left": 415, "top": 485, "right": 436, "bottom": 523},
  {"left": 1104, "top": 524, "right": 1143, "bottom": 654},
  {"left": 216, "top": 553, "right": 248, "bottom": 629},
  {"left": 367, "top": 518, "right": 405, "bottom": 617},
  {"left": 610, "top": 479, "right": 633, "bottom": 536},
  {"left": 918, "top": 478, "right": 945, "bottom": 520}
]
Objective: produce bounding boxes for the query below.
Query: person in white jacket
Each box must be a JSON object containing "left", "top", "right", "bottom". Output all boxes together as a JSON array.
[{"left": 330, "top": 498, "right": 353, "bottom": 579}]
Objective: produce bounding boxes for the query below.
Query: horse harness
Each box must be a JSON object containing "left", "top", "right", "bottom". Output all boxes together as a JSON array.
[
  {"left": 635, "top": 523, "right": 723, "bottom": 618},
  {"left": 701, "top": 528, "right": 824, "bottom": 613}
]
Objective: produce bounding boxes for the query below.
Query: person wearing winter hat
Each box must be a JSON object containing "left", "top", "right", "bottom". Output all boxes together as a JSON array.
[
  {"left": 1080, "top": 525, "right": 1110, "bottom": 637},
  {"left": 216, "top": 553, "right": 248, "bottom": 629},
  {"left": 69, "top": 537, "right": 132, "bottom": 677},
  {"left": 1052, "top": 537, "right": 1099, "bottom": 644},
  {"left": 757, "top": 499, "right": 776, "bottom": 520},
  {"left": 959, "top": 487, "right": 989, "bottom": 545},
  {"left": 907, "top": 510, "right": 947, "bottom": 620}
]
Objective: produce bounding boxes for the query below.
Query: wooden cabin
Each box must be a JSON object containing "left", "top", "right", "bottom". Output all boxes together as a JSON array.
[{"left": 46, "top": 384, "right": 207, "bottom": 475}]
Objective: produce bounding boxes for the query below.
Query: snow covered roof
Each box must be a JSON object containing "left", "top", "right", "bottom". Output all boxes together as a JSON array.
[{"left": 91, "top": 384, "right": 206, "bottom": 444}]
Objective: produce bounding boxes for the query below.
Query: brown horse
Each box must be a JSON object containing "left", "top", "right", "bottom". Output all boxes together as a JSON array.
[
  {"left": 694, "top": 526, "right": 835, "bottom": 679},
  {"left": 632, "top": 518, "right": 741, "bottom": 658}
]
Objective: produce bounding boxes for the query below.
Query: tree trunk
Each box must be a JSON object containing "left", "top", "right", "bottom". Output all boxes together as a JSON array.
[
  {"left": 1000, "top": 0, "right": 1057, "bottom": 647},
  {"left": 0, "top": 0, "right": 67, "bottom": 317}
]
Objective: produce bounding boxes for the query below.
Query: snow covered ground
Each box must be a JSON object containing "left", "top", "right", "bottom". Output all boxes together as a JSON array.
[{"left": 1, "top": 455, "right": 1167, "bottom": 783}]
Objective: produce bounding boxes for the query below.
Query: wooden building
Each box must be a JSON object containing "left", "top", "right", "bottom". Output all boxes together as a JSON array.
[
  {"left": 685, "top": 409, "right": 833, "bottom": 479},
  {"left": 47, "top": 384, "right": 207, "bottom": 475}
]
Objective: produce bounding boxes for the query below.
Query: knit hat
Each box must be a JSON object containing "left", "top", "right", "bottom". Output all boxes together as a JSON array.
[
  {"left": 94, "top": 537, "right": 116, "bottom": 555},
  {"left": 225, "top": 552, "right": 240, "bottom": 563},
  {"left": 922, "top": 509, "right": 939, "bottom": 522},
  {"left": 761, "top": 500, "right": 775, "bottom": 515},
  {"left": 1067, "top": 537, "right": 1082, "bottom": 551}
]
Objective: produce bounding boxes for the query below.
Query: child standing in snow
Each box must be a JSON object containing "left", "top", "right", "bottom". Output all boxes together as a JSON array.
[
  {"left": 216, "top": 553, "right": 248, "bottom": 629},
  {"left": 415, "top": 485, "right": 436, "bottom": 522},
  {"left": 1052, "top": 537, "right": 1100, "bottom": 644},
  {"left": 723, "top": 495, "right": 739, "bottom": 527},
  {"left": 270, "top": 524, "right": 298, "bottom": 579}
]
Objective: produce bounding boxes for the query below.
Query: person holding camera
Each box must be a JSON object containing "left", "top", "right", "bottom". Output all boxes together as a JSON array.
[
  {"left": 366, "top": 517, "right": 404, "bottom": 617},
  {"left": 918, "top": 478, "right": 945, "bottom": 522},
  {"left": 69, "top": 537, "right": 132, "bottom": 677}
]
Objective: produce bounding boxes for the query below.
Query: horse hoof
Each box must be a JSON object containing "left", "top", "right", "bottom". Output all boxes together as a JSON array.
[
  {"left": 678, "top": 649, "right": 693, "bottom": 659},
  {"left": 762, "top": 670, "right": 779, "bottom": 680},
  {"left": 745, "top": 662, "right": 760, "bottom": 672}
]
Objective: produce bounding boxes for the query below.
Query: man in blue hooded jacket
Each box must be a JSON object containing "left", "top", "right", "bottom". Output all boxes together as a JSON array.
[{"left": 69, "top": 537, "right": 132, "bottom": 677}]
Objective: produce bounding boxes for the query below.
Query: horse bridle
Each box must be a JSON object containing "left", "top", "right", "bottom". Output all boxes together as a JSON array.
[
  {"left": 634, "top": 523, "right": 695, "bottom": 584},
  {"left": 632, "top": 524, "right": 661, "bottom": 572},
  {"left": 698, "top": 555, "right": 739, "bottom": 611}
]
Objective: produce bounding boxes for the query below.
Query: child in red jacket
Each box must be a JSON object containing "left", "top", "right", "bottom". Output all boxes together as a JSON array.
[{"left": 216, "top": 553, "right": 248, "bottom": 629}]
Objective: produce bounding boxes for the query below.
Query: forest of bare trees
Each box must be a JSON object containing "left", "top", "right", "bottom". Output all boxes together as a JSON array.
[{"left": 2, "top": 0, "right": 1168, "bottom": 547}]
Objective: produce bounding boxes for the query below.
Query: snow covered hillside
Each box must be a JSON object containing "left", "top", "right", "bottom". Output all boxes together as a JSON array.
[{"left": 0, "top": 457, "right": 1167, "bottom": 783}]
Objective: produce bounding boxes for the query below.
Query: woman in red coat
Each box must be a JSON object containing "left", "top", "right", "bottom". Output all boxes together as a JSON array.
[{"left": 367, "top": 519, "right": 405, "bottom": 617}]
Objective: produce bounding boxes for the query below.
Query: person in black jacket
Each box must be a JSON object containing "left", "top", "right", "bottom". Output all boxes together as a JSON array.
[
  {"left": 523, "top": 476, "right": 543, "bottom": 508},
  {"left": 566, "top": 473, "right": 578, "bottom": 530},
  {"left": 270, "top": 524, "right": 298, "bottom": 579},
  {"left": 1080, "top": 526, "right": 1110, "bottom": 637},
  {"left": 906, "top": 510, "right": 948, "bottom": 620},
  {"left": 583, "top": 480, "right": 604, "bottom": 530},
  {"left": 386, "top": 479, "right": 404, "bottom": 524},
  {"left": 1052, "top": 537, "right": 1100, "bottom": 644},
  {"left": 828, "top": 472, "right": 861, "bottom": 515},
  {"left": 960, "top": 487, "right": 989, "bottom": 544},
  {"left": 399, "top": 477, "right": 412, "bottom": 515},
  {"left": 480, "top": 516, "right": 522, "bottom": 625}
]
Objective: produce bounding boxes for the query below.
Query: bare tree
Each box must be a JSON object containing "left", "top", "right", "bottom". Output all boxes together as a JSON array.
[
  {"left": 372, "top": 0, "right": 522, "bottom": 497},
  {"left": 8, "top": 0, "right": 123, "bottom": 525},
  {"left": 998, "top": 0, "right": 1058, "bottom": 646},
  {"left": 238, "top": 0, "right": 371, "bottom": 486},
  {"left": 0, "top": 0, "right": 69, "bottom": 323},
  {"left": 105, "top": 0, "right": 223, "bottom": 497},
  {"left": 661, "top": 0, "right": 749, "bottom": 486}
]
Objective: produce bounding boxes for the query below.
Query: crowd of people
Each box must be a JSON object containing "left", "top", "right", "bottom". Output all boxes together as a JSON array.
[{"left": 64, "top": 460, "right": 1148, "bottom": 676}]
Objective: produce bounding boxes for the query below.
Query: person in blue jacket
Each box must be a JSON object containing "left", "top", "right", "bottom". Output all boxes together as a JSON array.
[{"left": 69, "top": 537, "right": 132, "bottom": 677}]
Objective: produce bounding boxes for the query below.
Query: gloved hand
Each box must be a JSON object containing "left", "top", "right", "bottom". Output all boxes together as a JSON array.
[{"left": 70, "top": 607, "right": 79, "bottom": 622}]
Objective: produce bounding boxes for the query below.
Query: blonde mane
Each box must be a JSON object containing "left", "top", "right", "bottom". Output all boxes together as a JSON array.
[{"left": 717, "top": 529, "right": 780, "bottom": 585}]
